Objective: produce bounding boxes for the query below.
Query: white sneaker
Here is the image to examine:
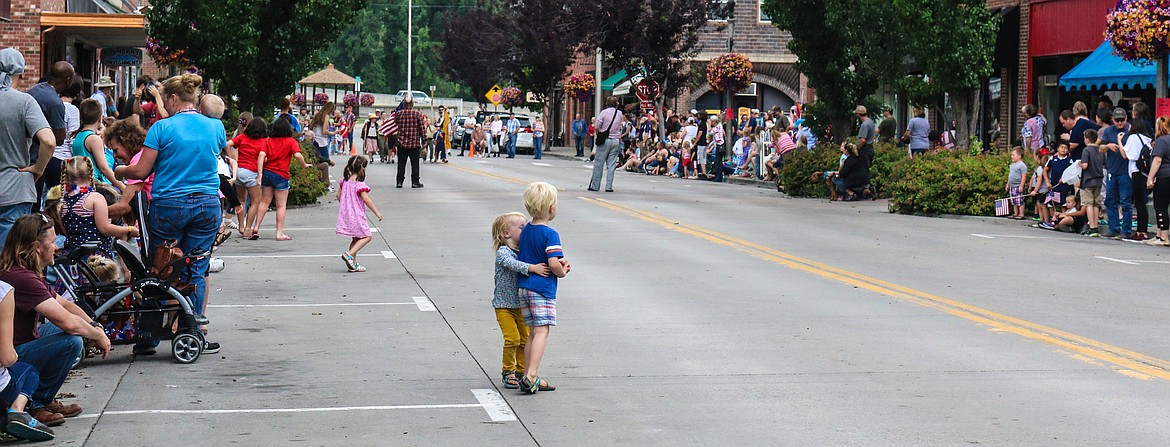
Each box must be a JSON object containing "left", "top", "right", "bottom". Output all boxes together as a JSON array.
[
  {"left": 208, "top": 257, "right": 225, "bottom": 273},
  {"left": 1144, "top": 237, "right": 1170, "bottom": 246}
]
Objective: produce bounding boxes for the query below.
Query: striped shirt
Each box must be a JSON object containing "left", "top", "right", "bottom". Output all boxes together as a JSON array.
[{"left": 506, "top": 118, "right": 520, "bottom": 134}]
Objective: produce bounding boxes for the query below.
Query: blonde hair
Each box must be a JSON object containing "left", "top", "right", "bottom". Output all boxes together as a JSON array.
[
  {"left": 1157, "top": 116, "right": 1170, "bottom": 139},
  {"left": 162, "top": 73, "right": 202, "bottom": 104},
  {"left": 60, "top": 156, "right": 95, "bottom": 187},
  {"left": 491, "top": 212, "right": 526, "bottom": 251},
  {"left": 87, "top": 255, "right": 122, "bottom": 283},
  {"left": 199, "top": 94, "right": 226, "bottom": 119},
  {"left": 523, "top": 182, "right": 558, "bottom": 221}
]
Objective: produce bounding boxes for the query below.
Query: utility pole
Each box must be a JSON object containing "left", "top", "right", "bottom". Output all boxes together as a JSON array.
[
  {"left": 407, "top": 0, "right": 413, "bottom": 95},
  {"left": 594, "top": 48, "right": 603, "bottom": 118},
  {"left": 719, "top": 0, "right": 736, "bottom": 182}
]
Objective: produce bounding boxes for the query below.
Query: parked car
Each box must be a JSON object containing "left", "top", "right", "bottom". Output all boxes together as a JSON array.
[
  {"left": 395, "top": 90, "right": 432, "bottom": 104},
  {"left": 452, "top": 116, "right": 474, "bottom": 145},
  {"left": 476, "top": 112, "right": 535, "bottom": 154}
]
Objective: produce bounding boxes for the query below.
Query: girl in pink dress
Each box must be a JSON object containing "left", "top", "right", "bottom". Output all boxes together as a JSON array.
[{"left": 337, "top": 156, "right": 383, "bottom": 272}]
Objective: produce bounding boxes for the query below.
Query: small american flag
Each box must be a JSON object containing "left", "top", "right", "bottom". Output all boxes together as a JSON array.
[{"left": 994, "top": 198, "right": 1010, "bottom": 216}]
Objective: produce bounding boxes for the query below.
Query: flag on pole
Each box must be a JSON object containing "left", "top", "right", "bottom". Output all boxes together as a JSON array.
[{"left": 994, "top": 198, "right": 1010, "bottom": 216}]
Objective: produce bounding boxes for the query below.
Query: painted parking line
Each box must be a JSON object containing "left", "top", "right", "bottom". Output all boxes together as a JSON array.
[
  {"left": 76, "top": 390, "right": 513, "bottom": 421},
  {"left": 413, "top": 296, "right": 437, "bottom": 312},
  {"left": 472, "top": 389, "right": 517, "bottom": 422},
  {"left": 260, "top": 227, "right": 379, "bottom": 233},
  {"left": 583, "top": 197, "right": 1170, "bottom": 382},
  {"left": 215, "top": 254, "right": 387, "bottom": 259},
  {"left": 207, "top": 302, "right": 416, "bottom": 308},
  {"left": 971, "top": 233, "right": 1054, "bottom": 239},
  {"left": 1095, "top": 256, "right": 1170, "bottom": 265},
  {"left": 381, "top": 250, "right": 397, "bottom": 259},
  {"left": 532, "top": 162, "right": 552, "bottom": 167}
]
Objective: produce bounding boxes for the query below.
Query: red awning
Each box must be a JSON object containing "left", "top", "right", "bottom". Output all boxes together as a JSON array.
[{"left": 1029, "top": 0, "right": 1113, "bottom": 58}]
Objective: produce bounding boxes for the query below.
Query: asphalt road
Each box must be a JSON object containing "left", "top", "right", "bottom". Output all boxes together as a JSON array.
[{"left": 52, "top": 150, "right": 1170, "bottom": 446}]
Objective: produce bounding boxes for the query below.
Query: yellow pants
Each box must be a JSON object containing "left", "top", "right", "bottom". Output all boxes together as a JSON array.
[{"left": 495, "top": 308, "right": 529, "bottom": 373}]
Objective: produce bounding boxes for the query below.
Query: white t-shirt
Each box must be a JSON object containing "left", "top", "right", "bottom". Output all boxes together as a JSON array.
[
  {"left": 683, "top": 125, "right": 698, "bottom": 143},
  {"left": 55, "top": 102, "right": 80, "bottom": 160},
  {"left": 0, "top": 281, "right": 11, "bottom": 391},
  {"left": 1123, "top": 133, "right": 1151, "bottom": 175}
]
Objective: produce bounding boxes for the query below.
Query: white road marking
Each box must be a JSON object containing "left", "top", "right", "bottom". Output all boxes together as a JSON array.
[
  {"left": 583, "top": 164, "right": 593, "bottom": 168},
  {"left": 1094, "top": 256, "right": 1140, "bottom": 265},
  {"left": 532, "top": 162, "right": 552, "bottom": 167},
  {"left": 215, "top": 254, "right": 384, "bottom": 259},
  {"left": 969, "top": 233, "right": 1053, "bottom": 240},
  {"left": 1094, "top": 256, "right": 1170, "bottom": 265},
  {"left": 74, "top": 403, "right": 484, "bottom": 419},
  {"left": 381, "top": 250, "right": 397, "bottom": 259},
  {"left": 413, "top": 296, "right": 436, "bottom": 312},
  {"left": 477, "top": 160, "right": 489, "bottom": 163},
  {"left": 207, "top": 302, "right": 415, "bottom": 308},
  {"left": 472, "top": 389, "right": 517, "bottom": 422},
  {"left": 261, "top": 227, "right": 378, "bottom": 233}
]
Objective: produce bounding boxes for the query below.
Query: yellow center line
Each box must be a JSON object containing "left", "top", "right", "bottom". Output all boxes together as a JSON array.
[
  {"left": 448, "top": 162, "right": 1170, "bottom": 381},
  {"left": 581, "top": 197, "right": 1170, "bottom": 381}
]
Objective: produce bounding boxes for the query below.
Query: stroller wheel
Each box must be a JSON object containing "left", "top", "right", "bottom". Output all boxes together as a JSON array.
[{"left": 172, "top": 333, "right": 203, "bottom": 364}]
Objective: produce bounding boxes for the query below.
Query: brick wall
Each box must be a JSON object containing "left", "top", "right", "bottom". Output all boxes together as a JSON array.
[
  {"left": 983, "top": 0, "right": 1027, "bottom": 148},
  {"left": 1, "top": 0, "right": 43, "bottom": 91},
  {"left": 696, "top": 0, "right": 794, "bottom": 63}
]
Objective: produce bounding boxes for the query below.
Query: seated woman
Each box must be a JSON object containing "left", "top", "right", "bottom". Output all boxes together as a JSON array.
[
  {"left": 837, "top": 142, "right": 873, "bottom": 201},
  {"left": 0, "top": 281, "right": 55, "bottom": 441},
  {"left": 0, "top": 215, "right": 111, "bottom": 427}
]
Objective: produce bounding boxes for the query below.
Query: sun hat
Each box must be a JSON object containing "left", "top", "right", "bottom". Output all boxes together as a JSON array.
[{"left": 95, "top": 76, "right": 115, "bottom": 88}]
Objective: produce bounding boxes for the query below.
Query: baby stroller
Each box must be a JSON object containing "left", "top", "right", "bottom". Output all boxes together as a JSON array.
[{"left": 48, "top": 192, "right": 211, "bottom": 364}]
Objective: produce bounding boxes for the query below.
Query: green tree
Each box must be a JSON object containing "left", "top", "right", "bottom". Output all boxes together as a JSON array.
[
  {"left": 763, "top": 0, "right": 902, "bottom": 142},
  {"left": 895, "top": 1, "right": 999, "bottom": 149},
  {"left": 321, "top": 0, "right": 474, "bottom": 99},
  {"left": 146, "top": 0, "right": 368, "bottom": 114},
  {"left": 440, "top": 7, "right": 510, "bottom": 102},
  {"left": 497, "top": 0, "right": 587, "bottom": 114}
]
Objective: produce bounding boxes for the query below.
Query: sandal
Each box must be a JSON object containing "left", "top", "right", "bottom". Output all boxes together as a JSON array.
[
  {"left": 213, "top": 228, "right": 231, "bottom": 247},
  {"left": 518, "top": 375, "right": 555, "bottom": 394},
  {"left": 502, "top": 371, "right": 519, "bottom": 389},
  {"left": 348, "top": 262, "right": 367, "bottom": 273},
  {"left": 341, "top": 253, "right": 356, "bottom": 270}
]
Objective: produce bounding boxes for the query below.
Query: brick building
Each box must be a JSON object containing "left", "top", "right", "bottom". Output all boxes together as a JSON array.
[{"left": 1, "top": 0, "right": 158, "bottom": 97}]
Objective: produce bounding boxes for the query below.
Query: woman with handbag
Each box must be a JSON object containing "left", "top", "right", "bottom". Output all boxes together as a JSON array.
[{"left": 588, "top": 97, "right": 624, "bottom": 192}]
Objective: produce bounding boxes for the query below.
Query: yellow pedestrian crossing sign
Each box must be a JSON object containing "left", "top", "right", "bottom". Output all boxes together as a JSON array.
[{"left": 485, "top": 84, "right": 503, "bottom": 105}]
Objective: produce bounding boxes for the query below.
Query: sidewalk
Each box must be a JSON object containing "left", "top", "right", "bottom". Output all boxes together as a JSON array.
[{"left": 543, "top": 145, "right": 777, "bottom": 190}]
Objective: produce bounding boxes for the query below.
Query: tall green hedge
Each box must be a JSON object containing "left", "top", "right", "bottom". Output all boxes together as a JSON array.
[
  {"left": 777, "top": 140, "right": 1018, "bottom": 217},
  {"left": 288, "top": 140, "right": 329, "bottom": 207},
  {"left": 885, "top": 151, "right": 1012, "bottom": 216}
]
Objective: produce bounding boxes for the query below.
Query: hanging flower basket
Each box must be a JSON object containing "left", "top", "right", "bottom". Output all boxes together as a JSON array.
[
  {"left": 343, "top": 93, "right": 358, "bottom": 107},
  {"left": 145, "top": 37, "right": 191, "bottom": 67},
  {"left": 291, "top": 92, "right": 306, "bottom": 107},
  {"left": 1106, "top": 0, "right": 1170, "bottom": 63},
  {"left": 360, "top": 93, "right": 375, "bottom": 106},
  {"left": 501, "top": 87, "right": 524, "bottom": 108},
  {"left": 706, "top": 53, "right": 753, "bottom": 93},
  {"left": 313, "top": 93, "right": 330, "bottom": 105},
  {"left": 564, "top": 73, "right": 595, "bottom": 103}
]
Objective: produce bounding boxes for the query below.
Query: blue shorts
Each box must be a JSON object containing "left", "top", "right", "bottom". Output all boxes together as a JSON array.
[
  {"left": 518, "top": 288, "right": 556, "bottom": 327},
  {"left": 262, "top": 170, "right": 290, "bottom": 191}
]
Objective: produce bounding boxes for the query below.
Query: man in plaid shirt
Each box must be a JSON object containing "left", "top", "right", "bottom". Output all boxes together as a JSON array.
[{"left": 393, "top": 97, "right": 427, "bottom": 188}]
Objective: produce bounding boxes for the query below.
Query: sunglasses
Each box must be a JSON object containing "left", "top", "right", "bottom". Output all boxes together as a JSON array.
[{"left": 1114, "top": 118, "right": 1127, "bottom": 123}]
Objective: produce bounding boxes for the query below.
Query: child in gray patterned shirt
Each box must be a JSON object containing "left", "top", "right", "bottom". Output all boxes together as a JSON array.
[{"left": 491, "top": 212, "right": 549, "bottom": 389}]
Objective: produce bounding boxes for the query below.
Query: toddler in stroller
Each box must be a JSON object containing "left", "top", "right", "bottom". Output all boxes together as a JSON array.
[{"left": 48, "top": 192, "right": 211, "bottom": 364}]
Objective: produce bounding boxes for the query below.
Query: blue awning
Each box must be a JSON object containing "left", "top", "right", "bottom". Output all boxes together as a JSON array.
[{"left": 1060, "top": 41, "right": 1164, "bottom": 91}]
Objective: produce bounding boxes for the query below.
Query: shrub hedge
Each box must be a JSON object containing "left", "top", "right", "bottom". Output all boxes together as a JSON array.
[
  {"left": 288, "top": 139, "right": 329, "bottom": 207},
  {"left": 777, "top": 140, "right": 1018, "bottom": 217}
]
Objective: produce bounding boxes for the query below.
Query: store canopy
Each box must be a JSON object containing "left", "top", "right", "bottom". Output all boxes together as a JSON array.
[
  {"left": 612, "top": 74, "right": 644, "bottom": 96},
  {"left": 600, "top": 69, "right": 628, "bottom": 91},
  {"left": 40, "top": 12, "right": 146, "bottom": 48},
  {"left": 1060, "top": 41, "right": 1165, "bottom": 91}
]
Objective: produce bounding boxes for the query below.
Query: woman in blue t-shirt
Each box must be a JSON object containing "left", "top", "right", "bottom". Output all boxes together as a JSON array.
[{"left": 115, "top": 73, "right": 223, "bottom": 354}]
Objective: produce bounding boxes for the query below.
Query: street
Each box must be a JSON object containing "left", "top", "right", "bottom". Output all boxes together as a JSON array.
[{"left": 52, "top": 153, "right": 1170, "bottom": 446}]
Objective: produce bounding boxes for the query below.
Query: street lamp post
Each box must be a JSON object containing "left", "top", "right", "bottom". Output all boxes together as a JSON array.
[
  {"left": 407, "top": 0, "right": 413, "bottom": 95},
  {"left": 720, "top": 0, "right": 736, "bottom": 182}
]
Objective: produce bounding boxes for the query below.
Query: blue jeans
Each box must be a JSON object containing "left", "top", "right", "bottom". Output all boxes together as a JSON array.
[
  {"left": 574, "top": 136, "right": 584, "bottom": 156},
  {"left": 0, "top": 362, "right": 39, "bottom": 409},
  {"left": 0, "top": 203, "right": 33, "bottom": 253},
  {"left": 533, "top": 135, "right": 543, "bottom": 159},
  {"left": 14, "top": 322, "right": 83, "bottom": 409},
  {"left": 507, "top": 134, "right": 517, "bottom": 157},
  {"left": 150, "top": 193, "right": 221, "bottom": 314},
  {"left": 1104, "top": 172, "right": 1134, "bottom": 235}
]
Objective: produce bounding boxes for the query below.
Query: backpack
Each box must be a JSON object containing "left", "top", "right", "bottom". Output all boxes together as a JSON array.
[{"left": 1127, "top": 133, "right": 1154, "bottom": 174}]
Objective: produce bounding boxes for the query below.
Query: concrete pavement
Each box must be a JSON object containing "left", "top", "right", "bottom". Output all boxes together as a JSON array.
[{"left": 50, "top": 153, "right": 1170, "bottom": 446}]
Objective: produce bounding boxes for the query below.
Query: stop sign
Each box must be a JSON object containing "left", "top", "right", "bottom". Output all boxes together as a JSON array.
[{"left": 635, "top": 79, "right": 660, "bottom": 101}]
